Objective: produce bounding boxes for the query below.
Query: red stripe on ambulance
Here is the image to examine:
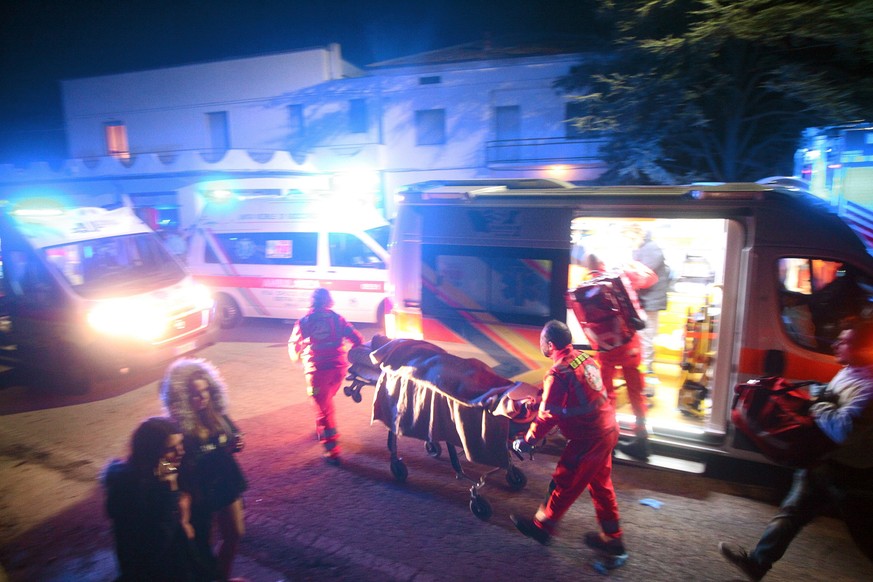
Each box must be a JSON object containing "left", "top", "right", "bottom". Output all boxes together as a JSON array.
[{"left": 193, "top": 275, "right": 384, "bottom": 293}]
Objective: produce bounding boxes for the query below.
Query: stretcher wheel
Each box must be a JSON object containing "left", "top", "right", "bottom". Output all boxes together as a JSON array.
[
  {"left": 470, "top": 496, "right": 492, "bottom": 521},
  {"left": 424, "top": 441, "right": 442, "bottom": 458},
  {"left": 390, "top": 459, "right": 408, "bottom": 482},
  {"left": 344, "top": 386, "right": 353, "bottom": 396},
  {"left": 352, "top": 391, "right": 362, "bottom": 403},
  {"left": 505, "top": 466, "right": 527, "bottom": 491}
]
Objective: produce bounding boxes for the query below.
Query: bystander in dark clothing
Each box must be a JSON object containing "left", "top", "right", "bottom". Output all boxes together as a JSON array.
[
  {"left": 103, "top": 417, "right": 214, "bottom": 582},
  {"left": 719, "top": 319, "right": 873, "bottom": 581},
  {"left": 626, "top": 225, "right": 669, "bottom": 377},
  {"left": 161, "top": 359, "right": 247, "bottom": 582},
  {"left": 289, "top": 287, "right": 364, "bottom": 465}
]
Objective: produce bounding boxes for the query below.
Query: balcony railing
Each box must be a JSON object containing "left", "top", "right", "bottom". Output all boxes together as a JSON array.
[{"left": 485, "top": 137, "right": 606, "bottom": 167}]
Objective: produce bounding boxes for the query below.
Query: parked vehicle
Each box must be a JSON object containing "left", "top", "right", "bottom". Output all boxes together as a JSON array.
[
  {"left": 0, "top": 199, "right": 217, "bottom": 392},
  {"left": 186, "top": 184, "right": 390, "bottom": 328},
  {"left": 385, "top": 179, "right": 873, "bottom": 470},
  {"left": 794, "top": 122, "right": 873, "bottom": 250}
]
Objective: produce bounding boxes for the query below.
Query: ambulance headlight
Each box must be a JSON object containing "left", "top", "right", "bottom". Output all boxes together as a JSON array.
[
  {"left": 87, "top": 298, "right": 167, "bottom": 342},
  {"left": 190, "top": 283, "right": 214, "bottom": 311}
]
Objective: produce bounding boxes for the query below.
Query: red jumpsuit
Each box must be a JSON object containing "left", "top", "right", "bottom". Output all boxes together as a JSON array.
[
  {"left": 289, "top": 308, "right": 364, "bottom": 459},
  {"left": 585, "top": 264, "right": 656, "bottom": 430},
  {"left": 524, "top": 346, "right": 622, "bottom": 538}
]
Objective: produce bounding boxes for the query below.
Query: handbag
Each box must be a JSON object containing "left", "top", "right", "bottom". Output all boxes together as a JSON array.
[{"left": 731, "top": 376, "right": 837, "bottom": 468}]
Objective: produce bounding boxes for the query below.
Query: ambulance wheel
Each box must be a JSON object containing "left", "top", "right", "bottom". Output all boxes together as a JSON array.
[
  {"left": 505, "top": 466, "right": 527, "bottom": 491},
  {"left": 215, "top": 294, "right": 242, "bottom": 329},
  {"left": 424, "top": 441, "right": 442, "bottom": 458},
  {"left": 390, "top": 458, "right": 408, "bottom": 482},
  {"left": 470, "top": 496, "right": 492, "bottom": 521}
]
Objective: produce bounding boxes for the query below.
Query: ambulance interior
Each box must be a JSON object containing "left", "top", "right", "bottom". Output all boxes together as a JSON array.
[{"left": 567, "top": 217, "right": 873, "bottom": 440}]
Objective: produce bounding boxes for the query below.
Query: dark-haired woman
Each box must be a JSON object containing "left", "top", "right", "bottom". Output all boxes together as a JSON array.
[{"left": 103, "top": 416, "right": 213, "bottom": 581}]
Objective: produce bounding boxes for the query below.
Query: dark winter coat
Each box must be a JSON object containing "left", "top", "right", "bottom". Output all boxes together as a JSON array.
[{"left": 103, "top": 460, "right": 212, "bottom": 581}]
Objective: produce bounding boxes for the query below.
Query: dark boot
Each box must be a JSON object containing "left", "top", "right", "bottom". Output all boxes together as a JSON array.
[{"left": 618, "top": 426, "right": 650, "bottom": 461}]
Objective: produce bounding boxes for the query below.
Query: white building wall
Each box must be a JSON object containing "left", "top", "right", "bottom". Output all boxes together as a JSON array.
[
  {"left": 61, "top": 44, "right": 360, "bottom": 158},
  {"left": 3, "top": 43, "right": 608, "bottom": 227},
  {"left": 367, "top": 54, "right": 604, "bottom": 203}
]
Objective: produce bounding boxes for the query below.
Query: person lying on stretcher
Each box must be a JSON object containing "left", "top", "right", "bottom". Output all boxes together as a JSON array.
[{"left": 370, "top": 338, "right": 540, "bottom": 422}]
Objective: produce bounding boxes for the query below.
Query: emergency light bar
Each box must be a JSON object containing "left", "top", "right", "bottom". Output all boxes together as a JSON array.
[
  {"left": 400, "top": 179, "right": 799, "bottom": 202},
  {"left": 9, "top": 198, "right": 65, "bottom": 217}
]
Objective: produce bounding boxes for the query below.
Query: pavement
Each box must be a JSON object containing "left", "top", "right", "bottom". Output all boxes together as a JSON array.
[
  {"left": 5, "top": 401, "right": 870, "bottom": 581},
  {"left": 1, "top": 321, "right": 871, "bottom": 581}
]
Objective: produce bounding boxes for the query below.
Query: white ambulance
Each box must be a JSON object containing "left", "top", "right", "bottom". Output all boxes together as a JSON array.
[
  {"left": 186, "top": 186, "right": 390, "bottom": 328},
  {"left": 386, "top": 178, "right": 873, "bottom": 471},
  {"left": 0, "top": 199, "right": 218, "bottom": 393}
]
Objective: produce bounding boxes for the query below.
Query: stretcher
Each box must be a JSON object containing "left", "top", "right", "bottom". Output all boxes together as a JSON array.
[{"left": 343, "top": 338, "right": 540, "bottom": 520}]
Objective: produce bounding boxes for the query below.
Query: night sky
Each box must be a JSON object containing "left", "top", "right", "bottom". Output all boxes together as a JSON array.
[{"left": 0, "top": 0, "right": 601, "bottom": 165}]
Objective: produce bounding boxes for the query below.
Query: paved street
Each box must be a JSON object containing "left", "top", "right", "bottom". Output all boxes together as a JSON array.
[{"left": 0, "top": 319, "right": 870, "bottom": 581}]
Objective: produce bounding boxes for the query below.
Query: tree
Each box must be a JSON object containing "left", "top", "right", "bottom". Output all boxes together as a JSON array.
[{"left": 558, "top": 0, "right": 873, "bottom": 184}]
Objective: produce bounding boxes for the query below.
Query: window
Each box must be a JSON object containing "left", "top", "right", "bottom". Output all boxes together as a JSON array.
[
  {"left": 206, "top": 111, "right": 229, "bottom": 151},
  {"left": 288, "top": 104, "right": 305, "bottom": 138},
  {"left": 329, "top": 233, "right": 385, "bottom": 269},
  {"left": 349, "top": 99, "right": 367, "bottom": 134},
  {"left": 104, "top": 122, "right": 129, "bottom": 159},
  {"left": 419, "top": 76, "right": 441, "bottom": 85},
  {"left": 47, "top": 234, "right": 185, "bottom": 298},
  {"left": 565, "top": 101, "right": 586, "bottom": 139},
  {"left": 415, "top": 109, "right": 446, "bottom": 145},
  {"left": 205, "top": 232, "right": 318, "bottom": 266},
  {"left": 495, "top": 105, "right": 520, "bottom": 141},
  {"left": 777, "top": 257, "right": 873, "bottom": 353},
  {"left": 423, "top": 248, "right": 553, "bottom": 321}
]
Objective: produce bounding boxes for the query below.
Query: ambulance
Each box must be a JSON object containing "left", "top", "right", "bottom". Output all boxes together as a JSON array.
[
  {"left": 386, "top": 178, "right": 873, "bottom": 471},
  {"left": 0, "top": 199, "right": 218, "bottom": 393},
  {"left": 186, "top": 185, "right": 390, "bottom": 328}
]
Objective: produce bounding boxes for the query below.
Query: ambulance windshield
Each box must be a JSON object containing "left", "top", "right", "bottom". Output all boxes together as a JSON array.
[{"left": 43, "top": 233, "right": 186, "bottom": 298}]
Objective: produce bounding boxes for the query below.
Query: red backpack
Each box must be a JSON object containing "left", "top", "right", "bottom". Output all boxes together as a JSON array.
[
  {"left": 731, "top": 377, "right": 837, "bottom": 468},
  {"left": 567, "top": 274, "right": 645, "bottom": 351}
]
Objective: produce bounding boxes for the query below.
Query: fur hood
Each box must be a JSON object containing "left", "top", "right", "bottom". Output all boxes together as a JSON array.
[{"left": 160, "top": 358, "right": 230, "bottom": 435}]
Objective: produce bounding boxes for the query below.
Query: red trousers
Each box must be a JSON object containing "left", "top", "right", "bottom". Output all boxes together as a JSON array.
[
  {"left": 598, "top": 335, "right": 647, "bottom": 425},
  {"left": 305, "top": 367, "right": 346, "bottom": 458},
  {"left": 535, "top": 426, "right": 621, "bottom": 538}
]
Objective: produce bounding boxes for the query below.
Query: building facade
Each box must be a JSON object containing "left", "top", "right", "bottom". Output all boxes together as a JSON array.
[{"left": 0, "top": 41, "right": 606, "bottom": 227}]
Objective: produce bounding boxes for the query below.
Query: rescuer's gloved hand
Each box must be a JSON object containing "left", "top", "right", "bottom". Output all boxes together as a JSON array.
[{"left": 512, "top": 438, "right": 535, "bottom": 460}]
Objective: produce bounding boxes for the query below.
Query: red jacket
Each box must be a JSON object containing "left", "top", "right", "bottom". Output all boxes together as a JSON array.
[
  {"left": 525, "top": 346, "right": 616, "bottom": 442},
  {"left": 289, "top": 308, "right": 364, "bottom": 374}
]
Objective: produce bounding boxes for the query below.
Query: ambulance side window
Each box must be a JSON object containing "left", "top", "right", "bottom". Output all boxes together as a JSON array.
[
  {"left": 328, "top": 233, "right": 385, "bottom": 269},
  {"left": 206, "top": 232, "right": 317, "bottom": 266},
  {"left": 778, "top": 257, "right": 873, "bottom": 353}
]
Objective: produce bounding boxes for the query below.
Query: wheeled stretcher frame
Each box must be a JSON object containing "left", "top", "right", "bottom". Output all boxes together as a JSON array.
[{"left": 343, "top": 339, "right": 533, "bottom": 520}]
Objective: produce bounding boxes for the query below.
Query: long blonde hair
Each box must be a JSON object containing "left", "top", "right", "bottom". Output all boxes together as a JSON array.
[
  {"left": 186, "top": 370, "right": 234, "bottom": 442},
  {"left": 160, "top": 358, "right": 234, "bottom": 441}
]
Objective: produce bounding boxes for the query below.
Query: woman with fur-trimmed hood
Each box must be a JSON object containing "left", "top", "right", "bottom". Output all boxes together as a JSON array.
[{"left": 161, "top": 357, "right": 247, "bottom": 582}]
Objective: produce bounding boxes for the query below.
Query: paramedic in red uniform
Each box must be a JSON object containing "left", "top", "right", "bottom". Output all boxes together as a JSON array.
[
  {"left": 582, "top": 253, "right": 657, "bottom": 460},
  {"left": 510, "top": 320, "right": 628, "bottom": 563},
  {"left": 288, "top": 288, "right": 364, "bottom": 466}
]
